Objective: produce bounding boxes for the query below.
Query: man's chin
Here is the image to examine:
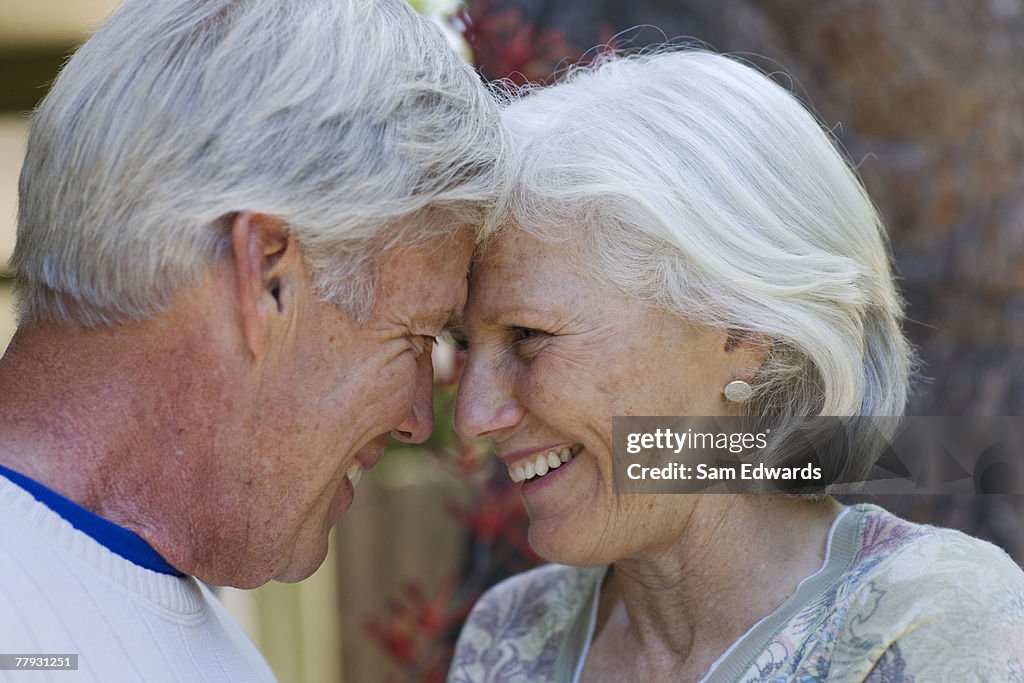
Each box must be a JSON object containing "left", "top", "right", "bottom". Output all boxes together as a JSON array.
[
  {"left": 274, "top": 538, "right": 332, "bottom": 584},
  {"left": 273, "top": 479, "right": 354, "bottom": 583}
]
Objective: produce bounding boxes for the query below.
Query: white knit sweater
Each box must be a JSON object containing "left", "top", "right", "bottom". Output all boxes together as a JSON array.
[{"left": 0, "top": 475, "right": 277, "bottom": 682}]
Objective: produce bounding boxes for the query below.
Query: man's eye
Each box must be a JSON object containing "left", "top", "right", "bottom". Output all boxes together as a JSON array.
[{"left": 407, "top": 335, "right": 435, "bottom": 356}]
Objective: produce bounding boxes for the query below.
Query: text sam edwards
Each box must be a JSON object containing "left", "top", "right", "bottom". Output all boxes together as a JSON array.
[{"left": 627, "top": 462, "right": 822, "bottom": 481}]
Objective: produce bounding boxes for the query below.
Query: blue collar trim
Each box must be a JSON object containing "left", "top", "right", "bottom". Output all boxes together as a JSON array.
[{"left": 0, "top": 464, "right": 184, "bottom": 576}]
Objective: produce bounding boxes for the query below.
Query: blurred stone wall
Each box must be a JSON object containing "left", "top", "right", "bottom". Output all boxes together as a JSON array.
[{"left": 478, "top": 0, "right": 1024, "bottom": 556}]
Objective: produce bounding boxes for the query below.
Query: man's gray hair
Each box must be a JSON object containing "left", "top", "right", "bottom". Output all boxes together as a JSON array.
[
  {"left": 497, "top": 50, "right": 914, "bottom": 477},
  {"left": 15, "top": 0, "right": 505, "bottom": 326}
]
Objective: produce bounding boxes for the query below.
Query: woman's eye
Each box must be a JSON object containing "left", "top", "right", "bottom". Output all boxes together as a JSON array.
[
  {"left": 511, "top": 327, "right": 546, "bottom": 345},
  {"left": 441, "top": 329, "right": 469, "bottom": 351}
]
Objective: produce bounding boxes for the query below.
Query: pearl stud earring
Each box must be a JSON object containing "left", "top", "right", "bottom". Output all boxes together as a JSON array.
[{"left": 723, "top": 380, "right": 753, "bottom": 403}]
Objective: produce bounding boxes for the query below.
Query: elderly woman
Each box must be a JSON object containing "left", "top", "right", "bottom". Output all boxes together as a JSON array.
[{"left": 447, "top": 51, "right": 1024, "bottom": 682}]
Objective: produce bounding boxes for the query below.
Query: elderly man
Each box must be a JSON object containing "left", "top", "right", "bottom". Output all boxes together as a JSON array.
[{"left": 0, "top": 0, "right": 503, "bottom": 680}]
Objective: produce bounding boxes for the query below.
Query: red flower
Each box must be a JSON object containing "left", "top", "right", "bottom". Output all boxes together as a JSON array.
[
  {"left": 364, "top": 614, "right": 417, "bottom": 668},
  {"left": 364, "top": 576, "right": 471, "bottom": 682}
]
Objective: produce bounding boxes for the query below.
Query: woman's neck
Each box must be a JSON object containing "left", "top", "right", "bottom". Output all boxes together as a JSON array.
[{"left": 583, "top": 496, "right": 843, "bottom": 682}]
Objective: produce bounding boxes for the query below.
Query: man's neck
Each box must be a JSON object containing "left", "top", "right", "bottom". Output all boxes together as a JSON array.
[{"left": 0, "top": 317, "right": 234, "bottom": 574}]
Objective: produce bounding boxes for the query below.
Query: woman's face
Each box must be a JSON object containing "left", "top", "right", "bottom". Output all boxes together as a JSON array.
[{"left": 455, "top": 231, "right": 758, "bottom": 565}]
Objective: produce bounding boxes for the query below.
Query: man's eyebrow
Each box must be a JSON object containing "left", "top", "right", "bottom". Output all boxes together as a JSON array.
[
  {"left": 417, "top": 308, "right": 462, "bottom": 333},
  {"left": 446, "top": 309, "right": 466, "bottom": 331}
]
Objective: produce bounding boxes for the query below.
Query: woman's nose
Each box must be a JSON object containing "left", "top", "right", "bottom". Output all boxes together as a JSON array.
[{"left": 454, "top": 351, "right": 524, "bottom": 441}]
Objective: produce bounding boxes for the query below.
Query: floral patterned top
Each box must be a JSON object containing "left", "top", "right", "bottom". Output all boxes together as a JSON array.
[{"left": 448, "top": 504, "right": 1024, "bottom": 682}]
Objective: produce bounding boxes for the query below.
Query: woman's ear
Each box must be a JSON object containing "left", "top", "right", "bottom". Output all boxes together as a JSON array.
[
  {"left": 723, "top": 329, "right": 771, "bottom": 382},
  {"left": 230, "top": 211, "right": 301, "bottom": 359}
]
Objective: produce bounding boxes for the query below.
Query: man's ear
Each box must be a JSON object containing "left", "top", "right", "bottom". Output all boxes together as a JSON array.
[{"left": 230, "top": 211, "right": 301, "bottom": 359}]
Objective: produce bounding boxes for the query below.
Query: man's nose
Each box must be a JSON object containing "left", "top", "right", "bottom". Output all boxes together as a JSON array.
[
  {"left": 454, "top": 350, "right": 524, "bottom": 441},
  {"left": 392, "top": 352, "right": 435, "bottom": 443}
]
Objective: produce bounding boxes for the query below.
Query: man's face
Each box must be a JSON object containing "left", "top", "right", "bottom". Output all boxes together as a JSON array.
[{"left": 213, "top": 230, "right": 472, "bottom": 586}]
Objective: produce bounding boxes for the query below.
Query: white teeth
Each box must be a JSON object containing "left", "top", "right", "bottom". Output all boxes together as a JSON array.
[
  {"left": 535, "top": 458, "right": 549, "bottom": 477},
  {"left": 346, "top": 464, "right": 363, "bottom": 488},
  {"left": 507, "top": 447, "right": 578, "bottom": 483}
]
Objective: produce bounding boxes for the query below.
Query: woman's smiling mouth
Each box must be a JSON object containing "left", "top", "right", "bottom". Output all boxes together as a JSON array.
[{"left": 506, "top": 444, "right": 584, "bottom": 483}]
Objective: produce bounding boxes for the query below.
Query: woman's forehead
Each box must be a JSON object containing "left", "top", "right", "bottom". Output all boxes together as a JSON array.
[{"left": 472, "top": 234, "right": 588, "bottom": 294}]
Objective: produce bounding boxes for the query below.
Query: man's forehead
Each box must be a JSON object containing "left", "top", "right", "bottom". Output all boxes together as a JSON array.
[
  {"left": 391, "top": 209, "right": 476, "bottom": 251},
  {"left": 403, "top": 258, "right": 469, "bottom": 330},
  {"left": 379, "top": 234, "right": 470, "bottom": 284},
  {"left": 372, "top": 226, "right": 472, "bottom": 324}
]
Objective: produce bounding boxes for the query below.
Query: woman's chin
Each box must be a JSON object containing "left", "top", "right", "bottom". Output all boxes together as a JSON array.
[{"left": 527, "top": 519, "right": 613, "bottom": 567}]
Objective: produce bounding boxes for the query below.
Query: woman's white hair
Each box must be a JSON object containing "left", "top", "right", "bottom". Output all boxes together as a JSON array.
[
  {"left": 497, "top": 50, "right": 914, "bottom": 479},
  {"left": 15, "top": 0, "right": 506, "bottom": 326}
]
